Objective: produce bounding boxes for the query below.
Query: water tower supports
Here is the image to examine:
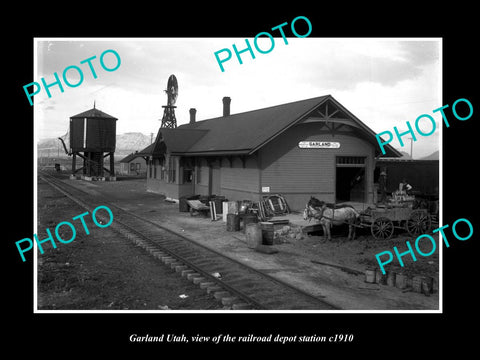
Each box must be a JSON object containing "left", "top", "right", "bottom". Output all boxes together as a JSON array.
[
  {"left": 69, "top": 151, "right": 115, "bottom": 181},
  {"left": 72, "top": 153, "right": 76, "bottom": 175}
]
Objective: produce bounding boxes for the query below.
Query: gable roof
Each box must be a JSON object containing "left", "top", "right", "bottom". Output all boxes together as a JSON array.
[
  {"left": 70, "top": 107, "right": 118, "bottom": 120},
  {"left": 119, "top": 152, "right": 143, "bottom": 163},
  {"left": 146, "top": 95, "right": 401, "bottom": 158},
  {"left": 178, "top": 96, "right": 333, "bottom": 155},
  {"left": 152, "top": 128, "right": 208, "bottom": 156},
  {"left": 136, "top": 143, "right": 155, "bottom": 156}
]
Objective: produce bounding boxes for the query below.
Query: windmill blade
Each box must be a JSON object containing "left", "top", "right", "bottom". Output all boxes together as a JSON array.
[{"left": 167, "top": 74, "right": 178, "bottom": 105}]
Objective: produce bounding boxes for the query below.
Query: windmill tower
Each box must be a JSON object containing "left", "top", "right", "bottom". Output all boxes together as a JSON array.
[{"left": 160, "top": 74, "right": 178, "bottom": 128}]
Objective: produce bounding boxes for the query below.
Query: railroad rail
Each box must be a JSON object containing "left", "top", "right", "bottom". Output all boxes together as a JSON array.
[{"left": 38, "top": 171, "right": 340, "bottom": 311}]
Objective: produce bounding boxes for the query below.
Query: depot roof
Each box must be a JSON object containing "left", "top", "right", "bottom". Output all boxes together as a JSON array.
[{"left": 148, "top": 95, "right": 402, "bottom": 158}]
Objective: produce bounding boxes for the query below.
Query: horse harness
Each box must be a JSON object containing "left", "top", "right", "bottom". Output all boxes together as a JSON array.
[{"left": 307, "top": 205, "right": 335, "bottom": 222}]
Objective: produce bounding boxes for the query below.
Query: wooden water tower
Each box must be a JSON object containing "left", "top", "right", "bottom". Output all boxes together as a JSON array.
[{"left": 67, "top": 104, "right": 117, "bottom": 180}]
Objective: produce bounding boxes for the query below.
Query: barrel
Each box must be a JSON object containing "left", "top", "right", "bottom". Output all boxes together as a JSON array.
[
  {"left": 245, "top": 223, "right": 262, "bottom": 249},
  {"left": 395, "top": 273, "right": 408, "bottom": 289},
  {"left": 412, "top": 276, "right": 423, "bottom": 293},
  {"left": 421, "top": 276, "right": 434, "bottom": 294},
  {"left": 364, "top": 268, "right": 376, "bottom": 283},
  {"left": 242, "top": 214, "right": 258, "bottom": 233},
  {"left": 214, "top": 196, "right": 226, "bottom": 214},
  {"left": 375, "top": 268, "right": 386, "bottom": 285},
  {"left": 226, "top": 213, "right": 240, "bottom": 232},
  {"left": 386, "top": 271, "right": 396, "bottom": 287},
  {"left": 260, "top": 222, "right": 274, "bottom": 245},
  {"left": 412, "top": 275, "right": 434, "bottom": 294}
]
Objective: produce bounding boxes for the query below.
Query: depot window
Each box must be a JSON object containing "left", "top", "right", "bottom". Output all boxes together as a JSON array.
[
  {"left": 183, "top": 168, "right": 193, "bottom": 183},
  {"left": 336, "top": 156, "right": 366, "bottom": 166}
]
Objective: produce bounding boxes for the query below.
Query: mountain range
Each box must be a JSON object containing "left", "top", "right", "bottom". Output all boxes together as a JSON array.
[{"left": 37, "top": 132, "right": 153, "bottom": 159}]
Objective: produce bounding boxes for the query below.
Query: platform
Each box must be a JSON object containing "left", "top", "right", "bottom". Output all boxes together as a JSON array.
[{"left": 51, "top": 175, "right": 438, "bottom": 310}]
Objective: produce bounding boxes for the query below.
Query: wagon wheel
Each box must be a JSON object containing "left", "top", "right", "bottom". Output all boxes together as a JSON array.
[
  {"left": 371, "top": 217, "right": 394, "bottom": 240},
  {"left": 405, "top": 210, "right": 432, "bottom": 237}
]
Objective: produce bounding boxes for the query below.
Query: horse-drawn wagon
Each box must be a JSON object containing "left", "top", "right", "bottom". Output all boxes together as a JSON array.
[
  {"left": 304, "top": 193, "right": 434, "bottom": 240},
  {"left": 359, "top": 188, "right": 434, "bottom": 239},
  {"left": 359, "top": 206, "right": 431, "bottom": 240}
]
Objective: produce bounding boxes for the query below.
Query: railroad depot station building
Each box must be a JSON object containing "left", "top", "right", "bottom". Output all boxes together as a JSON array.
[{"left": 140, "top": 95, "right": 403, "bottom": 211}]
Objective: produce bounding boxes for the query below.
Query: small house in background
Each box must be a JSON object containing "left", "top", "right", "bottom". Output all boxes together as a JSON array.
[{"left": 119, "top": 151, "right": 148, "bottom": 176}]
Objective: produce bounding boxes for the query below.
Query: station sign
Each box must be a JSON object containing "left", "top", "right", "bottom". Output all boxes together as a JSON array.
[{"left": 298, "top": 141, "right": 340, "bottom": 149}]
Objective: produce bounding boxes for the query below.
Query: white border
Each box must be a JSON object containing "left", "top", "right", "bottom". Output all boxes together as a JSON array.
[{"left": 33, "top": 37, "right": 443, "bottom": 314}]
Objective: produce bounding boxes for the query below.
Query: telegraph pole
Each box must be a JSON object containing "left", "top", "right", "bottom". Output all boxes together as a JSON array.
[{"left": 408, "top": 137, "right": 414, "bottom": 158}]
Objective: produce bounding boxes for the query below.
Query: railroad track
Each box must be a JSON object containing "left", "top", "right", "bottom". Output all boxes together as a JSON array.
[{"left": 38, "top": 171, "right": 340, "bottom": 311}]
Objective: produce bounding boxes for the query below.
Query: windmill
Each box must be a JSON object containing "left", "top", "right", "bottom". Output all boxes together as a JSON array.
[{"left": 160, "top": 74, "right": 178, "bottom": 128}]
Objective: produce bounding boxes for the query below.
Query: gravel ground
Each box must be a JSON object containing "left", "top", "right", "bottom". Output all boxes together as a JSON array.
[
  {"left": 36, "top": 177, "right": 223, "bottom": 311},
  {"left": 38, "top": 172, "right": 440, "bottom": 310}
]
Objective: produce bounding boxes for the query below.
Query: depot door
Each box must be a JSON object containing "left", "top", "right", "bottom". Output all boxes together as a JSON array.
[
  {"left": 209, "top": 165, "right": 221, "bottom": 196},
  {"left": 335, "top": 156, "right": 366, "bottom": 202}
]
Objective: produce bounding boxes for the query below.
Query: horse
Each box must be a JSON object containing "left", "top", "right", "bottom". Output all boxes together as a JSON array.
[{"left": 303, "top": 196, "right": 360, "bottom": 241}]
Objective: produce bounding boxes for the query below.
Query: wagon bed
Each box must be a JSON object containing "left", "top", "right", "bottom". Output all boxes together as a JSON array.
[{"left": 359, "top": 205, "right": 431, "bottom": 239}]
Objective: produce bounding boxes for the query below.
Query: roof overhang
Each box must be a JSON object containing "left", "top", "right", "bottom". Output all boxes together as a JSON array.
[
  {"left": 148, "top": 95, "right": 402, "bottom": 159},
  {"left": 246, "top": 95, "right": 402, "bottom": 158}
]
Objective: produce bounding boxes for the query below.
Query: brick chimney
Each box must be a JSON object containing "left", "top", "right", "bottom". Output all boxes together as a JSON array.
[
  {"left": 222, "top": 96, "right": 231, "bottom": 117},
  {"left": 189, "top": 108, "right": 197, "bottom": 124}
]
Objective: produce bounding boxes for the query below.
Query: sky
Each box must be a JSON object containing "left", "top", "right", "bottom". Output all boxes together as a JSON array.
[{"left": 34, "top": 37, "right": 441, "bottom": 159}]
